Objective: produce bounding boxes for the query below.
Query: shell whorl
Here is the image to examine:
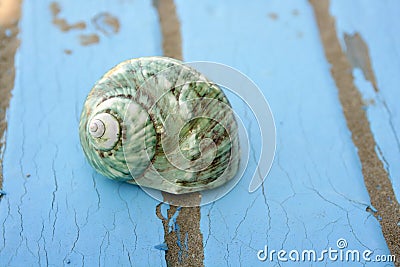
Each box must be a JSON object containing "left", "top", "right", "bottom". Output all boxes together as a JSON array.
[
  {"left": 88, "top": 113, "right": 119, "bottom": 150},
  {"left": 79, "top": 56, "right": 240, "bottom": 194}
]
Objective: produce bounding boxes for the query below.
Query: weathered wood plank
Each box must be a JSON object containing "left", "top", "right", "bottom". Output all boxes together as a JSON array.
[
  {"left": 0, "top": 0, "right": 20, "bottom": 189},
  {"left": 0, "top": 0, "right": 167, "bottom": 266},
  {"left": 313, "top": 0, "right": 400, "bottom": 260},
  {"left": 331, "top": 0, "right": 400, "bottom": 217},
  {"left": 175, "top": 0, "right": 393, "bottom": 265},
  {"left": 1, "top": 0, "right": 398, "bottom": 266}
]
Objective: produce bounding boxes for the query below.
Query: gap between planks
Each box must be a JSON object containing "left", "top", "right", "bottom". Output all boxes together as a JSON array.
[
  {"left": 309, "top": 0, "right": 400, "bottom": 264},
  {"left": 153, "top": 0, "right": 205, "bottom": 266}
]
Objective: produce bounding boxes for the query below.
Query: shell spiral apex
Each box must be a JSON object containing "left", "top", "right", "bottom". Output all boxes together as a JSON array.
[{"left": 79, "top": 56, "right": 240, "bottom": 194}]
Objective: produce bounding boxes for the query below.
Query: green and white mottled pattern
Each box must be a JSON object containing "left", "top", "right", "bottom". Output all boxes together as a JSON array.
[{"left": 79, "top": 57, "right": 239, "bottom": 194}]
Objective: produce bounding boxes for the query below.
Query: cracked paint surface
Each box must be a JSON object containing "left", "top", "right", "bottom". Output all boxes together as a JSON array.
[
  {"left": 330, "top": 0, "right": 400, "bottom": 208},
  {"left": 176, "top": 0, "right": 393, "bottom": 265},
  {"left": 0, "top": 0, "right": 20, "bottom": 189},
  {"left": 0, "top": 0, "right": 398, "bottom": 266},
  {"left": 0, "top": 0, "right": 167, "bottom": 265},
  {"left": 311, "top": 0, "right": 399, "bottom": 260}
]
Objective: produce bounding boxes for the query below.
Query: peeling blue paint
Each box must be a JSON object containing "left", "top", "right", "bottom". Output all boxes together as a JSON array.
[
  {"left": 0, "top": 0, "right": 397, "bottom": 266},
  {"left": 176, "top": 0, "right": 393, "bottom": 266},
  {"left": 0, "top": 0, "right": 166, "bottom": 266},
  {"left": 168, "top": 206, "right": 181, "bottom": 233},
  {"left": 166, "top": 206, "right": 188, "bottom": 262},
  {"left": 159, "top": 203, "right": 169, "bottom": 220},
  {"left": 154, "top": 243, "right": 168, "bottom": 251},
  {"left": 330, "top": 0, "right": 400, "bottom": 201}
]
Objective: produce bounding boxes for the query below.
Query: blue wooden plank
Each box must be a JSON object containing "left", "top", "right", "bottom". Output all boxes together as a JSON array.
[
  {"left": 0, "top": 0, "right": 166, "bottom": 266},
  {"left": 1, "top": 0, "right": 398, "bottom": 266},
  {"left": 330, "top": 0, "right": 400, "bottom": 203},
  {"left": 176, "top": 0, "right": 392, "bottom": 266}
]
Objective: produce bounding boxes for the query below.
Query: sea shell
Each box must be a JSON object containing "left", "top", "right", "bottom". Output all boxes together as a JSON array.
[{"left": 79, "top": 56, "right": 240, "bottom": 194}]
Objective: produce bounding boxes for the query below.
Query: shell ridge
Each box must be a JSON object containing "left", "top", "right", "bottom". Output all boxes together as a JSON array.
[{"left": 79, "top": 56, "right": 240, "bottom": 194}]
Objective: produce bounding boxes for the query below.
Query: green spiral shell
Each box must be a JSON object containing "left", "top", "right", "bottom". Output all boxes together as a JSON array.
[{"left": 79, "top": 56, "right": 239, "bottom": 194}]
